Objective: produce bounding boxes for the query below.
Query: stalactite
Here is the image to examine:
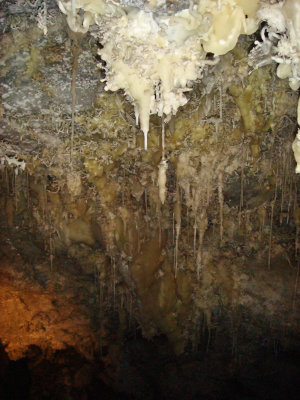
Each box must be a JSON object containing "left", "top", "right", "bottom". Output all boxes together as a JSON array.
[
  {"left": 292, "top": 258, "right": 299, "bottom": 311},
  {"left": 219, "top": 81, "right": 223, "bottom": 121},
  {"left": 43, "top": 183, "right": 47, "bottom": 221},
  {"left": 156, "top": 198, "right": 162, "bottom": 246},
  {"left": 218, "top": 172, "right": 224, "bottom": 243},
  {"left": 268, "top": 170, "right": 278, "bottom": 270},
  {"left": 196, "top": 211, "right": 208, "bottom": 280},
  {"left": 48, "top": 213, "right": 55, "bottom": 271},
  {"left": 172, "top": 211, "right": 175, "bottom": 244},
  {"left": 5, "top": 167, "right": 9, "bottom": 195},
  {"left": 128, "top": 293, "right": 133, "bottom": 329},
  {"left": 158, "top": 159, "right": 168, "bottom": 205},
  {"left": 158, "top": 120, "right": 168, "bottom": 205},
  {"left": 49, "top": 235, "right": 54, "bottom": 272},
  {"left": 268, "top": 203, "right": 274, "bottom": 269},
  {"left": 70, "top": 48, "right": 78, "bottom": 162},
  {"left": 112, "top": 257, "right": 116, "bottom": 310},
  {"left": 193, "top": 217, "right": 197, "bottom": 257},
  {"left": 287, "top": 176, "right": 294, "bottom": 223},
  {"left": 14, "top": 172, "right": 17, "bottom": 210},
  {"left": 26, "top": 171, "right": 30, "bottom": 211},
  {"left": 294, "top": 182, "right": 300, "bottom": 257},
  {"left": 136, "top": 220, "right": 140, "bottom": 254},
  {"left": 69, "top": 31, "right": 84, "bottom": 162},
  {"left": 174, "top": 185, "right": 181, "bottom": 278},
  {"left": 144, "top": 188, "right": 148, "bottom": 216},
  {"left": 259, "top": 204, "right": 267, "bottom": 239},
  {"left": 239, "top": 136, "right": 245, "bottom": 227}
]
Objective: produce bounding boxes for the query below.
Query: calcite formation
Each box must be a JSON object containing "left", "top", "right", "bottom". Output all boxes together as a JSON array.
[
  {"left": 0, "top": 1, "right": 299, "bottom": 399},
  {"left": 57, "top": 0, "right": 259, "bottom": 149},
  {"left": 57, "top": 0, "right": 300, "bottom": 158}
]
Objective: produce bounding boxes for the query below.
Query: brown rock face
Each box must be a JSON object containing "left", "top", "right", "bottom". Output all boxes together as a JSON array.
[{"left": 0, "top": 2, "right": 299, "bottom": 399}]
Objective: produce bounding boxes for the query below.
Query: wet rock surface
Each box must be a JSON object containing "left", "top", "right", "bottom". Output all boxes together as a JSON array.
[{"left": 0, "top": 2, "right": 299, "bottom": 399}]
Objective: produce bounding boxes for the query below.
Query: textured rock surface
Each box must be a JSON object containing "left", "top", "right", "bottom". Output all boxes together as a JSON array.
[
  {"left": 0, "top": 2, "right": 299, "bottom": 399},
  {"left": 0, "top": 243, "right": 99, "bottom": 361}
]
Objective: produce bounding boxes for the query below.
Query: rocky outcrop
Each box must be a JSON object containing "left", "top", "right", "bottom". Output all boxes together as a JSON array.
[{"left": 0, "top": 2, "right": 299, "bottom": 399}]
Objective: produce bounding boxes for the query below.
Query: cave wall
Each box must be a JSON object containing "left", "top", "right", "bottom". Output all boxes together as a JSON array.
[{"left": 0, "top": 1, "right": 299, "bottom": 398}]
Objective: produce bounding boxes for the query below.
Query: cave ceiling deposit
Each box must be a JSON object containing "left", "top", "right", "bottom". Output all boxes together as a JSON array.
[{"left": 0, "top": 0, "right": 299, "bottom": 380}]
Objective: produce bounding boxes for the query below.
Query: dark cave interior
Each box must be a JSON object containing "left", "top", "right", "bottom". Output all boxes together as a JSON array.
[{"left": 0, "top": 0, "right": 300, "bottom": 399}]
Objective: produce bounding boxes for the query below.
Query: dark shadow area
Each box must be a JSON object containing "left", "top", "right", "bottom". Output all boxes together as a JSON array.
[
  {"left": 0, "top": 337, "right": 299, "bottom": 400},
  {"left": 0, "top": 342, "right": 30, "bottom": 400}
]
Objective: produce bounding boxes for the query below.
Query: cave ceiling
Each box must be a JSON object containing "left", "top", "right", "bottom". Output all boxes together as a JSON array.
[{"left": 0, "top": 1, "right": 299, "bottom": 398}]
